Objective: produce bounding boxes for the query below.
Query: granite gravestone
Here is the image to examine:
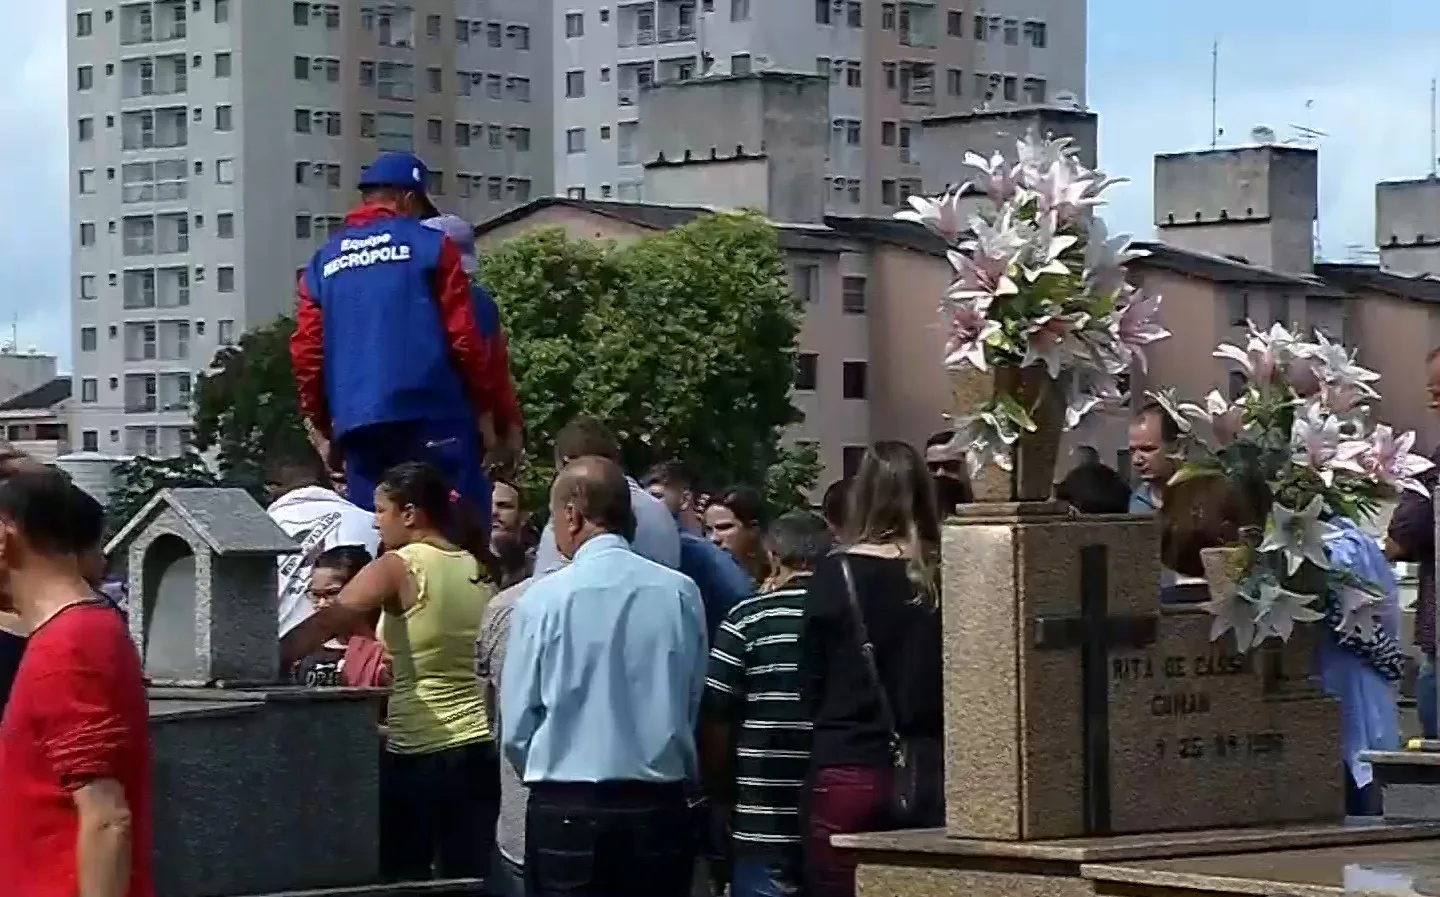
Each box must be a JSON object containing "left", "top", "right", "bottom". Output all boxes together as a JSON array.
[
  {"left": 105, "top": 487, "right": 299, "bottom": 684},
  {"left": 943, "top": 504, "right": 1341, "bottom": 841}
]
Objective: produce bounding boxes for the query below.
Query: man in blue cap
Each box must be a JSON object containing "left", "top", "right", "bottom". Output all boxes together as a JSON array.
[{"left": 290, "top": 152, "right": 523, "bottom": 520}]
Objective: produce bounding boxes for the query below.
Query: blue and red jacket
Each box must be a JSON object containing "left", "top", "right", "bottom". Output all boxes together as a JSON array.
[{"left": 290, "top": 203, "right": 522, "bottom": 441}]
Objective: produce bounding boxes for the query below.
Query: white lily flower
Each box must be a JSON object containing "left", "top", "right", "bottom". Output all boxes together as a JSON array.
[
  {"left": 1291, "top": 401, "right": 1367, "bottom": 485},
  {"left": 1257, "top": 495, "right": 1332, "bottom": 576},
  {"left": 1201, "top": 588, "right": 1258, "bottom": 652},
  {"left": 894, "top": 190, "right": 969, "bottom": 244},
  {"left": 1362, "top": 424, "right": 1435, "bottom": 497},
  {"left": 1331, "top": 579, "right": 1385, "bottom": 643},
  {"left": 1251, "top": 580, "right": 1326, "bottom": 645}
]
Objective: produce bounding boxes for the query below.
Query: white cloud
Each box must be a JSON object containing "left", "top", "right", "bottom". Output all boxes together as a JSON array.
[{"left": 0, "top": 0, "right": 70, "bottom": 366}]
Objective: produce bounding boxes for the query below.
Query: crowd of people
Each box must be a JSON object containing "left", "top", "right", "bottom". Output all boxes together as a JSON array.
[{"left": 0, "top": 148, "right": 1435, "bottom": 897}]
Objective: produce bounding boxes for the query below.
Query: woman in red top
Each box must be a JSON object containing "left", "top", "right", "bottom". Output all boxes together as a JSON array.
[{"left": 0, "top": 469, "right": 154, "bottom": 897}]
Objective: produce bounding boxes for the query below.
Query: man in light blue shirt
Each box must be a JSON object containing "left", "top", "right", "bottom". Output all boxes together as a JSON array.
[
  {"left": 532, "top": 415, "right": 681, "bottom": 575},
  {"left": 501, "top": 455, "right": 706, "bottom": 897}
]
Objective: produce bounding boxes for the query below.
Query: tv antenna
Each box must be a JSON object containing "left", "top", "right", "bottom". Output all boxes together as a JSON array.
[
  {"left": 1431, "top": 77, "right": 1438, "bottom": 176},
  {"left": 1210, "top": 40, "right": 1220, "bottom": 148},
  {"left": 1288, "top": 123, "right": 1327, "bottom": 146}
]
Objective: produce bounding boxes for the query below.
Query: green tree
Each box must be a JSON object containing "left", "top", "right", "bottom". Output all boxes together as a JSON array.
[
  {"left": 192, "top": 316, "right": 310, "bottom": 489},
  {"left": 481, "top": 211, "right": 817, "bottom": 511},
  {"left": 105, "top": 453, "right": 221, "bottom": 537}
]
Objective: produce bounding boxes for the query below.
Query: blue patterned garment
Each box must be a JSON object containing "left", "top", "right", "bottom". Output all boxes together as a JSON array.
[{"left": 1317, "top": 521, "right": 1403, "bottom": 789}]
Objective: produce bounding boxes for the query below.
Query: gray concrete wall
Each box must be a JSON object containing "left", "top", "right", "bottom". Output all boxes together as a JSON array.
[
  {"left": 1377, "top": 178, "right": 1440, "bottom": 276},
  {"left": 639, "top": 72, "right": 829, "bottom": 223},
  {"left": 1154, "top": 146, "right": 1318, "bottom": 275},
  {"left": 921, "top": 107, "right": 1097, "bottom": 194}
]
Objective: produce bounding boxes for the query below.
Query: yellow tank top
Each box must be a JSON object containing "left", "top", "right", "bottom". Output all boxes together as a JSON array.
[{"left": 380, "top": 542, "right": 493, "bottom": 754}]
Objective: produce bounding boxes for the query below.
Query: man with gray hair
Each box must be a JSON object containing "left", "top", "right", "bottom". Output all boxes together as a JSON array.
[
  {"left": 699, "top": 511, "right": 832, "bottom": 897},
  {"left": 501, "top": 455, "right": 706, "bottom": 897}
]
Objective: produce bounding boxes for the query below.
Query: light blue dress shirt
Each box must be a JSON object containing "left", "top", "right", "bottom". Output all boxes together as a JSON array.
[
  {"left": 533, "top": 477, "right": 682, "bottom": 575},
  {"left": 500, "top": 533, "right": 708, "bottom": 784},
  {"left": 1317, "top": 521, "right": 1402, "bottom": 789}
]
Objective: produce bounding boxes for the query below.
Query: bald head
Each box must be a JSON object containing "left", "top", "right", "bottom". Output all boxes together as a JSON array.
[{"left": 551, "top": 455, "right": 634, "bottom": 541}]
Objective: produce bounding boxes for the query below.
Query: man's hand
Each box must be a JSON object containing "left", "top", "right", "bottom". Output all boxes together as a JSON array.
[
  {"left": 485, "top": 425, "right": 523, "bottom": 481},
  {"left": 73, "top": 778, "right": 132, "bottom": 897},
  {"left": 303, "top": 418, "right": 344, "bottom": 478}
]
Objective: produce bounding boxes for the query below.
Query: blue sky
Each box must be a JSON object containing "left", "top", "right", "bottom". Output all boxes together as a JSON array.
[{"left": 1, "top": 0, "right": 1435, "bottom": 370}]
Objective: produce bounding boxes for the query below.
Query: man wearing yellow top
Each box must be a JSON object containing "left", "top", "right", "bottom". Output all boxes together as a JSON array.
[{"left": 281, "top": 461, "right": 497, "bottom": 882}]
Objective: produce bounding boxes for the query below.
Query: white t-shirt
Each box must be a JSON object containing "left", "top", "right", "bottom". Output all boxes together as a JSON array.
[{"left": 267, "top": 486, "right": 380, "bottom": 636}]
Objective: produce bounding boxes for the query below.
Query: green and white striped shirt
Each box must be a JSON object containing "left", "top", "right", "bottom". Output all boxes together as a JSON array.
[{"left": 703, "top": 575, "right": 812, "bottom": 856}]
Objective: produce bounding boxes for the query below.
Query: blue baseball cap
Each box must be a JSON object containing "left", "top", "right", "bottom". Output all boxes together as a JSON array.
[{"left": 358, "top": 152, "right": 439, "bottom": 215}]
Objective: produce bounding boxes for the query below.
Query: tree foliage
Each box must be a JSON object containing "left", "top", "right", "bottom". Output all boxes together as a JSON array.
[
  {"left": 481, "top": 211, "right": 818, "bottom": 511},
  {"left": 192, "top": 316, "right": 310, "bottom": 489},
  {"left": 104, "top": 453, "right": 222, "bottom": 537}
]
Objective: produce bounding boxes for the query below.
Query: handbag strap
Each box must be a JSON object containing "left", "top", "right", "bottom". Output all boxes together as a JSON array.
[{"left": 836, "top": 554, "right": 900, "bottom": 741}]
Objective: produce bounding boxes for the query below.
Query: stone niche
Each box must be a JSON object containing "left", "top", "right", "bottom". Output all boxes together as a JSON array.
[
  {"left": 106, "top": 487, "right": 300, "bottom": 686},
  {"left": 942, "top": 504, "right": 1341, "bottom": 841}
]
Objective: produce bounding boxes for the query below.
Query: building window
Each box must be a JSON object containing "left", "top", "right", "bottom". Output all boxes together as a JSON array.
[
  {"left": 217, "top": 266, "right": 235, "bottom": 292},
  {"left": 842, "top": 445, "right": 866, "bottom": 478},
  {"left": 795, "top": 353, "right": 818, "bottom": 391},
  {"left": 80, "top": 378, "right": 99, "bottom": 403},
  {"left": 1003, "top": 75, "right": 1017, "bottom": 102},
  {"left": 1003, "top": 18, "right": 1019, "bottom": 44},
  {"left": 215, "top": 52, "right": 232, "bottom": 77},
  {"left": 76, "top": 65, "right": 94, "bottom": 91},
  {"left": 79, "top": 222, "right": 96, "bottom": 246},
  {"left": 880, "top": 179, "right": 897, "bottom": 206},
  {"left": 81, "top": 327, "right": 98, "bottom": 352},
  {"left": 1025, "top": 20, "right": 1048, "bottom": 48},
  {"left": 359, "top": 60, "right": 376, "bottom": 86},
  {"left": 845, "top": 61, "right": 862, "bottom": 87},
  {"left": 947, "top": 68, "right": 963, "bottom": 96},
  {"left": 792, "top": 264, "right": 819, "bottom": 302},
  {"left": 82, "top": 430, "right": 99, "bottom": 452},
  {"left": 215, "top": 105, "right": 233, "bottom": 131},
  {"left": 76, "top": 11, "right": 93, "bottom": 36},
  {"left": 512, "top": 25, "right": 530, "bottom": 49},
  {"left": 294, "top": 56, "right": 310, "bottom": 80},
  {"left": 78, "top": 168, "right": 96, "bottom": 194},
  {"left": 1023, "top": 77, "right": 1046, "bottom": 104},
  {"left": 883, "top": 61, "right": 897, "bottom": 89},
  {"left": 78, "top": 117, "right": 95, "bottom": 142},
  {"left": 219, "top": 319, "right": 235, "bottom": 345},
  {"left": 566, "top": 186, "right": 586, "bottom": 200},
  {"left": 731, "top": 0, "right": 750, "bottom": 21},
  {"left": 216, "top": 212, "right": 234, "bottom": 238},
  {"left": 565, "top": 70, "right": 585, "bottom": 97},
  {"left": 947, "top": 9, "right": 962, "bottom": 35},
  {"left": 815, "top": 0, "right": 830, "bottom": 25},
  {"left": 427, "top": 118, "right": 443, "bottom": 144},
  {"left": 1227, "top": 290, "right": 1250, "bottom": 327},
  {"left": 294, "top": 108, "right": 311, "bottom": 133},
  {"left": 842, "top": 361, "right": 868, "bottom": 399},
  {"left": 426, "top": 13, "right": 441, "bottom": 38},
  {"left": 731, "top": 54, "right": 751, "bottom": 75},
  {"left": 216, "top": 158, "right": 235, "bottom": 183},
  {"left": 295, "top": 215, "right": 312, "bottom": 239},
  {"left": 846, "top": 1, "right": 861, "bottom": 27},
  {"left": 215, "top": 0, "right": 229, "bottom": 22},
  {"left": 973, "top": 14, "right": 985, "bottom": 39},
  {"left": 293, "top": 2, "right": 309, "bottom": 26},
  {"left": 842, "top": 276, "right": 867, "bottom": 314},
  {"left": 881, "top": 3, "right": 896, "bottom": 28},
  {"left": 79, "top": 274, "right": 97, "bottom": 300},
  {"left": 565, "top": 12, "right": 583, "bottom": 37},
  {"left": 427, "top": 66, "right": 442, "bottom": 93}
]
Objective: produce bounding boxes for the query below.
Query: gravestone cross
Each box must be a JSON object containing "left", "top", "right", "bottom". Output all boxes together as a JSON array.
[
  {"left": 1032, "top": 543, "right": 1158, "bottom": 834},
  {"left": 105, "top": 488, "right": 298, "bottom": 685}
]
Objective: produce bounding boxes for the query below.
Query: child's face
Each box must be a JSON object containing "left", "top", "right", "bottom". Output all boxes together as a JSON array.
[{"left": 308, "top": 566, "right": 347, "bottom": 611}]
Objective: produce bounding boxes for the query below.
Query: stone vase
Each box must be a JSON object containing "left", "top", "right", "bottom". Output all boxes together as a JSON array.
[
  {"left": 953, "top": 365, "right": 1066, "bottom": 503},
  {"left": 1198, "top": 545, "right": 1246, "bottom": 602}
]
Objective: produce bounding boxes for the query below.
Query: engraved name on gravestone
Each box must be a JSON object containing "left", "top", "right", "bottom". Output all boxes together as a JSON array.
[
  {"left": 1104, "top": 609, "right": 1342, "bottom": 832},
  {"left": 105, "top": 488, "right": 298, "bottom": 685}
]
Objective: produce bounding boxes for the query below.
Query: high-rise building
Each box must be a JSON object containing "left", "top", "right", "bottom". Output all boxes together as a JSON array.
[
  {"left": 550, "top": 0, "right": 1085, "bottom": 211},
  {"left": 66, "top": 0, "right": 552, "bottom": 457}
]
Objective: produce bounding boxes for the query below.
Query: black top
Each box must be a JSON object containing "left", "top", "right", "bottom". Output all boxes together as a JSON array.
[
  {"left": 800, "top": 553, "right": 944, "bottom": 769},
  {"left": 292, "top": 646, "right": 346, "bottom": 687},
  {"left": 0, "top": 629, "right": 26, "bottom": 720}
]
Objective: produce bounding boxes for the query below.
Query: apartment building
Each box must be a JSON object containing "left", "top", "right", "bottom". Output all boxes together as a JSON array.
[
  {"left": 67, "top": 0, "right": 552, "bottom": 457},
  {"left": 549, "top": 0, "right": 1085, "bottom": 212}
]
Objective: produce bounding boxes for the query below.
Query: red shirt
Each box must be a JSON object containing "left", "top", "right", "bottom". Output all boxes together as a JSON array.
[{"left": 0, "top": 602, "right": 154, "bottom": 897}]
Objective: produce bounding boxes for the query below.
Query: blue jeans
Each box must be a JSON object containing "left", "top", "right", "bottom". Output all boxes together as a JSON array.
[
  {"left": 731, "top": 858, "right": 800, "bottom": 897},
  {"left": 340, "top": 418, "right": 491, "bottom": 528},
  {"left": 1420, "top": 657, "right": 1438, "bottom": 740}
]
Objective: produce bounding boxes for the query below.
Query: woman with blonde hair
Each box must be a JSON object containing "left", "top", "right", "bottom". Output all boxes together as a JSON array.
[{"left": 800, "top": 441, "right": 945, "bottom": 897}]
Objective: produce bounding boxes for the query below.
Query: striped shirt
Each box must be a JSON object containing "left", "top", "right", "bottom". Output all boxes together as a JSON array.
[{"left": 702, "top": 575, "right": 812, "bottom": 857}]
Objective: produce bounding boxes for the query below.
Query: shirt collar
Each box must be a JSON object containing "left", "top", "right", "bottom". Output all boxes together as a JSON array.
[{"left": 572, "top": 532, "right": 630, "bottom": 562}]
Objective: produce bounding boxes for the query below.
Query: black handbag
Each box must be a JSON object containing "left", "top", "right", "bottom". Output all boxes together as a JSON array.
[{"left": 836, "top": 555, "right": 926, "bottom": 827}]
